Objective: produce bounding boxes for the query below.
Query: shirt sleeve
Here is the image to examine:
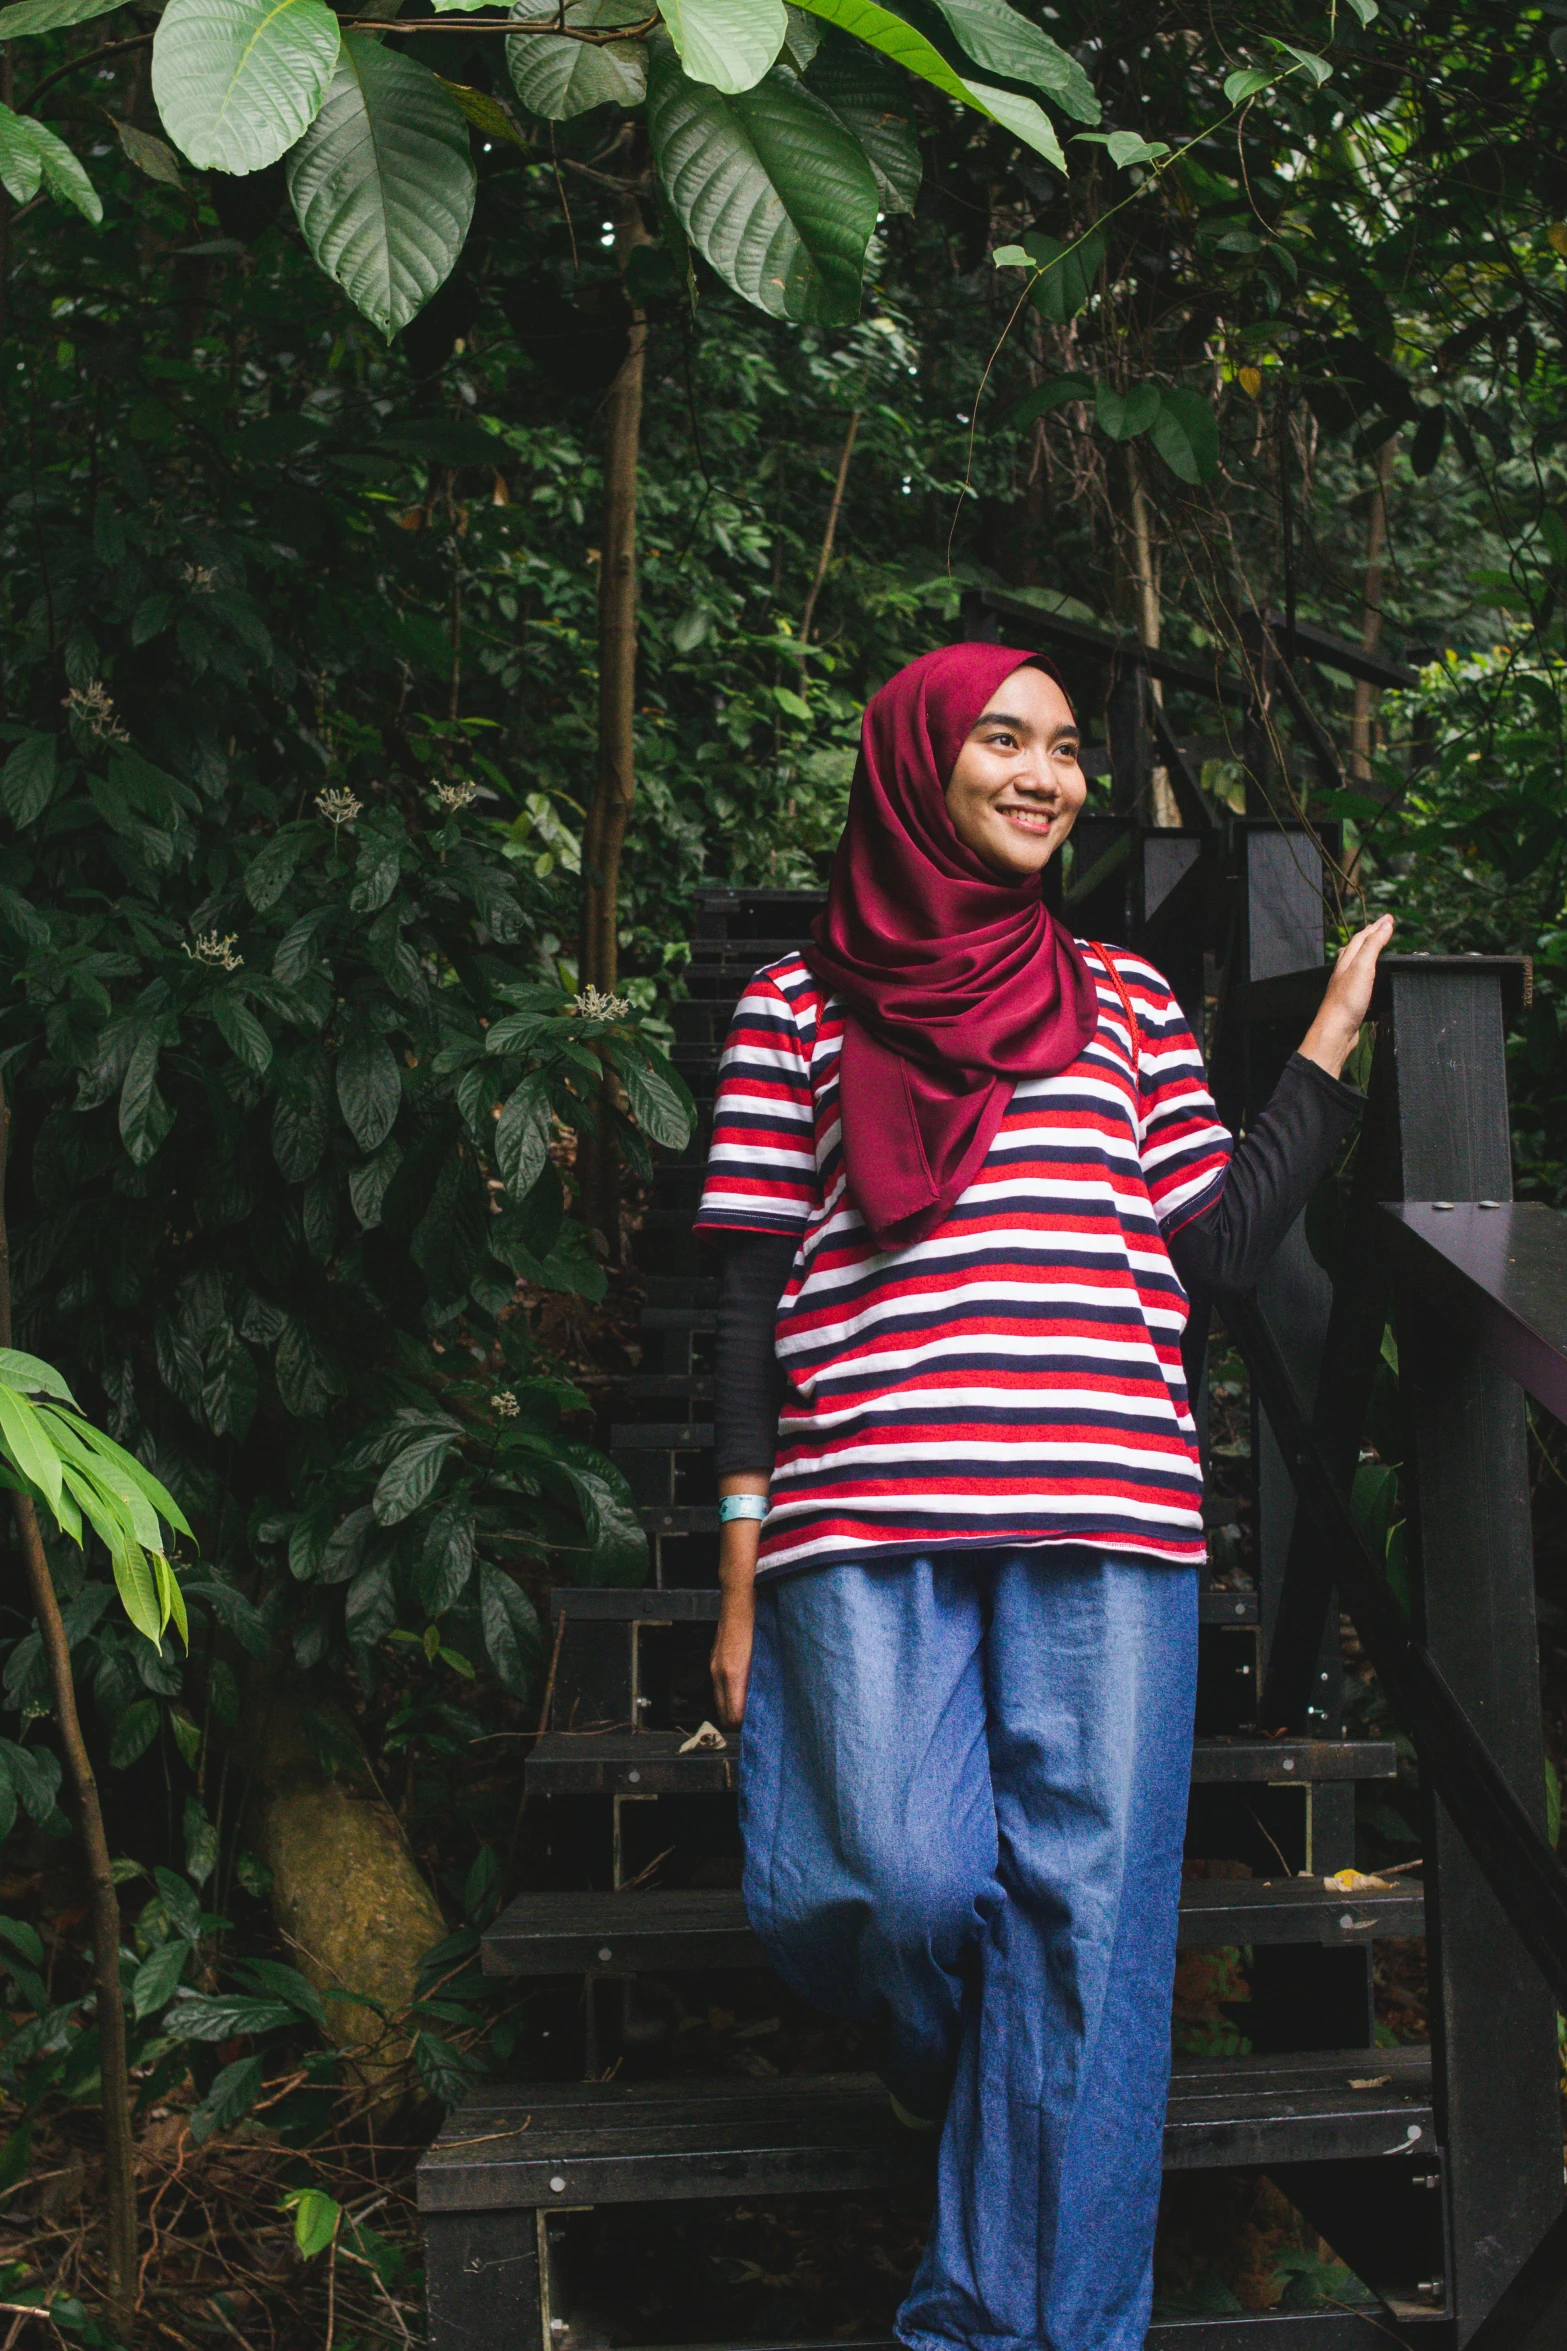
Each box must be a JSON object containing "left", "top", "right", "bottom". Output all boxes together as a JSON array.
[
  {"left": 693, "top": 968, "right": 819, "bottom": 1238},
  {"left": 1126, "top": 958, "right": 1233, "bottom": 1235}
]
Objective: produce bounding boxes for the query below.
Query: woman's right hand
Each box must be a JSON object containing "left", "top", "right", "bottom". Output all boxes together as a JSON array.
[{"left": 711, "top": 1580, "right": 756, "bottom": 1728}]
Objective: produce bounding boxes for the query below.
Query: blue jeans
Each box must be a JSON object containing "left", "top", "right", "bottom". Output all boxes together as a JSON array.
[{"left": 738, "top": 1548, "right": 1198, "bottom": 2351}]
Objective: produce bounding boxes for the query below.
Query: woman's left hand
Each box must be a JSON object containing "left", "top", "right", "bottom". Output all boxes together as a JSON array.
[{"left": 1298, "top": 913, "right": 1395, "bottom": 1081}]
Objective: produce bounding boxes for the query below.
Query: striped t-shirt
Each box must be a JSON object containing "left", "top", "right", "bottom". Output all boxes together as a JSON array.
[{"left": 695, "top": 947, "right": 1232, "bottom": 1578}]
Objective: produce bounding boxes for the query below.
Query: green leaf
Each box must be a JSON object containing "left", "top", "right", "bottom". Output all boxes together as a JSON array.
[
  {"left": 190, "top": 2053, "right": 265, "bottom": 2143},
  {"left": 1023, "top": 225, "right": 1102, "bottom": 320},
  {"left": 477, "top": 1561, "right": 542, "bottom": 1695},
  {"left": 1272, "top": 39, "right": 1331, "bottom": 83},
  {"left": 184, "top": 1794, "right": 219, "bottom": 1886},
  {"left": 109, "top": 1698, "right": 161, "bottom": 1768},
  {"left": 119, "top": 1029, "right": 174, "bottom": 1166},
  {"left": 373, "top": 1427, "right": 461, "bottom": 1525},
  {"left": 0, "top": 1352, "right": 75, "bottom": 1406},
  {"left": 494, "top": 1072, "right": 552, "bottom": 1202},
  {"left": 607, "top": 1041, "right": 695, "bottom": 1150},
  {"left": 1223, "top": 65, "right": 1274, "bottom": 103},
  {"left": 166, "top": 1991, "right": 297, "bottom": 2040},
  {"left": 958, "top": 75, "right": 1064, "bottom": 167},
  {"left": 804, "top": 37, "right": 919, "bottom": 213},
  {"left": 506, "top": 0, "right": 649, "bottom": 115},
  {"left": 1149, "top": 384, "right": 1219, "bottom": 482},
  {"left": 213, "top": 992, "right": 273, "bottom": 1075},
  {"left": 344, "top": 1555, "right": 396, "bottom": 1645},
  {"left": 1345, "top": 0, "right": 1378, "bottom": 21},
  {"left": 647, "top": 45, "right": 879, "bottom": 324},
  {"left": 117, "top": 121, "right": 187, "bottom": 186},
  {"left": 0, "top": 102, "right": 40, "bottom": 202},
  {"left": 131, "top": 1940, "right": 188, "bottom": 2021},
  {"left": 661, "top": 0, "right": 788, "bottom": 92},
  {"left": 928, "top": 0, "right": 1098, "bottom": 122},
  {"left": 1009, "top": 372, "right": 1091, "bottom": 429},
  {"left": 0, "top": 0, "right": 127, "bottom": 34},
  {"left": 0, "top": 1741, "right": 61, "bottom": 1824},
  {"left": 1, "top": 734, "right": 56, "bottom": 827},
  {"left": 435, "top": 74, "right": 529, "bottom": 144},
  {"left": 1410, "top": 404, "right": 1446, "bottom": 478},
  {"left": 0, "top": 1384, "right": 64, "bottom": 1515},
  {"left": 1095, "top": 378, "right": 1161, "bottom": 441},
  {"left": 152, "top": 0, "right": 341, "bottom": 173},
  {"left": 417, "top": 1495, "right": 476, "bottom": 1615},
  {"left": 245, "top": 822, "right": 314, "bottom": 912},
  {"left": 336, "top": 1018, "right": 402, "bottom": 1151},
  {"left": 348, "top": 1136, "right": 403, "bottom": 1229},
  {"left": 788, "top": 0, "right": 994, "bottom": 128},
  {"left": 0, "top": 106, "right": 101, "bottom": 219},
  {"left": 286, "top": 34, "right": 477, "bottom": 340},
  {"left": 0, "top": 1915, "right": 43, "bottom": 1970},
  {"left": 289, "top": 2188, "right": 342, "bottom": 2257}
]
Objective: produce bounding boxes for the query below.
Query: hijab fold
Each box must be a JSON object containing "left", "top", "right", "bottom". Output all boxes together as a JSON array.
[{"left": 806, "top": 642, "right": 1098, "bottom": 1251}]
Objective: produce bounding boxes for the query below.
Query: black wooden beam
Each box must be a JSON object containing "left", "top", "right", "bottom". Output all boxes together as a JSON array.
[{"left": 1378, "top": 1201, "right": 1567, "bottom": 1427}]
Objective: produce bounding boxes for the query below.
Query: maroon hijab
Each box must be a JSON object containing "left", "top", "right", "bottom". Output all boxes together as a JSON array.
[{"left": 806, "top": 642, "right": 1098, "bottom": 1251}]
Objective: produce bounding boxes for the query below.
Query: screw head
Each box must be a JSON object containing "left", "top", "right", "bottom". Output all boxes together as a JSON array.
[
  {"left": 598, "top": 1946, "right": 613, "bottom": 1962},
  {"left": 550, "top": 2176, "right": 566, "bottom": 2193}
]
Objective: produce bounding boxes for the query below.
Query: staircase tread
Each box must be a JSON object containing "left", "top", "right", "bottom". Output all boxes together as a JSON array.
[
  {"left": 481, "top": 1876, "right": 1425, "bottom": 1976},
  {"left": 416, "top": 2051, "right": 1434, "bottom": 2209},
  {"left": 549, "top": 1580, "right": 1258, "bottom": 1628},
  {"left": 526, "top": 1726, "right": 1397, "bottom": 1793}
]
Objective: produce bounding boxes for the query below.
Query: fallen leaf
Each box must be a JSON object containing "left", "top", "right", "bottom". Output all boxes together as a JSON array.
[
  {"left": 679, "top": 1720, "right": 727, "bottom": 1752},
  {"left": 1324, "top": 1869, "right": 1392, "bottom": 1891}
]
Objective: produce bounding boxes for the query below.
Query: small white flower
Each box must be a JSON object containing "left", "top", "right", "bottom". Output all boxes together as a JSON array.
[
  {"left": 315, "top": 787, "right": 363, "bottom": 830},
  {"left": 571, "top": 985, "right": 632, "bottom": 1021},
  {"left": 181, "top": 562, "right": 217, "bottom": 593},
  {"left": 435, "top": 780, "right": 480, "bottom": 812},
  {"left": 490, "top": 1389, "right": 521, "bottom": 1419},
  {"left": 184, "top": 930, "right": 243, "bottom": 971},
  {"left": 62, "top": 681, "right": 129, "bottom": 742}
]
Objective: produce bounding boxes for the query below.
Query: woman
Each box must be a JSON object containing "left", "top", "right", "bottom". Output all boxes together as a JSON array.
[{"left": 693, "top": 642, "right": 1391, "bottom": 2351}]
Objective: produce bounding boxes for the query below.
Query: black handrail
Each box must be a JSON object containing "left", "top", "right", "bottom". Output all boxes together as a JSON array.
[{"left": 1223, "top": 1288, "right": 1567, "bottom": 2015}]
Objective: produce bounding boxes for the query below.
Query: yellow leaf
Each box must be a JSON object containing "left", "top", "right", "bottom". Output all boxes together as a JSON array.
[
  {"left": 1549, "top": 223, "right": 1567, "bottom": 258},
  {"left": 1238, "top": 365, "right": 1263, "bottom": 399}
]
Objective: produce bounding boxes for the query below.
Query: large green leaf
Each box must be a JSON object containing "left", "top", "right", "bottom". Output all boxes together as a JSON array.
[
  {"left": 506, "top": 0, "right": 647, "bottom": 119},
  {"left": 336, "top": 1015, "right": 401, "bottom": 1150},
  {"left": 786, "top": 0, "right": 1065, "bottom": 161},
  {"left": 647, "top": 44, "right": 878, "bottom": 323},
  {"left": 286, "top": 35, "right": 477, "bottom": 338},
  {"left": 661, "top": 0, "right": 788, "bottom": 92},
  {"left": 0, "top": 0, "right": 125, "bottom": 38},
  {"left": 1150, "top": 385, "right": 1220, "bottom": 483},
  {"left": 152, "top": 0, "right": 341, "bottom": 174},
  {"left": 929, "top": 0, "right": 1098, "bottom": 122},
  {"left": 0, "top": 734, "right": 55, "bottom": 827},
  {"left": 805, "top": 34, "right": 919, "bottom": 212},
  {"left": 1096, "top": 378, "right": 1161, "bottom": 441}
]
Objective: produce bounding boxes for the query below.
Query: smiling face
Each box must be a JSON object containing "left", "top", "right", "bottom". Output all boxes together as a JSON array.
[{"left": 942, "top": 663, "right": 1087, "bottom": 881}]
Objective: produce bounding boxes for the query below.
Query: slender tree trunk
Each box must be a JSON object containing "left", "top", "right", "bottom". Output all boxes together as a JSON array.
[
  {"left": 578, "top": 221, "right": 649, "bottom": 996},
  {"left": 799, "top": 411, "right": 859, "bottom": 649},
  {"left": 1349, "top": 440, "right": 1395, "bottom": 784},
  {"left": 576, "top": 176, "right": 649, "bottom": 1252},
  {"left": 0, "top": 1082, "right": 136, "bottom": 2339},
  {"left": 1126, "top": 446, "right": 1179, "bottom": 828}
]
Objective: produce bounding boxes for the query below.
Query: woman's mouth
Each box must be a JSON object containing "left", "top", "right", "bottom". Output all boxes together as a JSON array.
[{"left": 998, "top": 805, "right": 1054, "bottom": 834}]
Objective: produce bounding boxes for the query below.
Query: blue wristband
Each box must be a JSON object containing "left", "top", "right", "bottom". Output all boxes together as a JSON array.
[{"left": 719, "top": 1493, "right": 769, "bottom": 1524}]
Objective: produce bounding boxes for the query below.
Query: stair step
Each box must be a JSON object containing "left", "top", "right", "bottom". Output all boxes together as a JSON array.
[
  {"left": 620, "top": 1374, "right": 715, "bottom": 1404},
  {"left": 549, "top": 1581, "right": 1260, "bottom": 1629},
  {"left": 525, "top": 1730, "right": 1396, "bottom": 1797},
  {"left": 643, "top": 1277, "right": 718, "bottom": 1307},
  {"left": 612, "top": 1423, "right": 716, "bottom": 1449},
  {"left": 515, "top": 2328, "right": 1416, "bottom": 2351},
  {"left": 480, "top": 1875, "right": 1426, "bottom": 1977},
  {"left": 417, "top": 2049, "right": 1434, "bottom": 2213},
  {"left": 637, "top": 1506, "right": 719, "bottom": 1537}
]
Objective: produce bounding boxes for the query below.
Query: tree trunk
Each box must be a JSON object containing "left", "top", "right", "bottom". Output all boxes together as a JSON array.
[
  {"left": 576, "top": 175, "right": 649, "bottom": 1253},
  {"left": 0, "top": 1081, "right": 137, "bottom": 2340},
  {"left": 251, "top": 1688, "right": 445, "bottom": 2108},
  {"left": 1126, "top": 446, "right": 1179, "bottom": 828},
  {"left": 578, "top": 214, "right": 650, "bottom": 996},
  {"left": 1349, "top": 440, "right": 1396, "bottom": 784},
  {"left": 799, "top": 412, "right": 859, "bottom": 649}
]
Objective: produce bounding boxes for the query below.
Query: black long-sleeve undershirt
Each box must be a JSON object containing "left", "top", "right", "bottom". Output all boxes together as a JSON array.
[{"left": 710, "top": 1052, "right": 1362, "bottom": 1479}]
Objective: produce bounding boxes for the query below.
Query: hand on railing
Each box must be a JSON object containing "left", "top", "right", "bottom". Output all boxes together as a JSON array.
[{"left": 1299, "top": 914, "right": 1395, "bottom": 1081}]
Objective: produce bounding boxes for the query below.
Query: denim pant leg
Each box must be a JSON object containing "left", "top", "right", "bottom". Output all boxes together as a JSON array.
[
  {"left": 738, "top": 1555, "right": 998, "bottom": 2120},
  {"left": 899, "top": 1551, "right": 1198, "bottom": 2351}
]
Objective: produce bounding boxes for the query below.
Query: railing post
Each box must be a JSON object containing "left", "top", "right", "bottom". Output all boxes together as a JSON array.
[{"left": 1382, "top": 961, "right": 1562, "bottom": 2341}]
